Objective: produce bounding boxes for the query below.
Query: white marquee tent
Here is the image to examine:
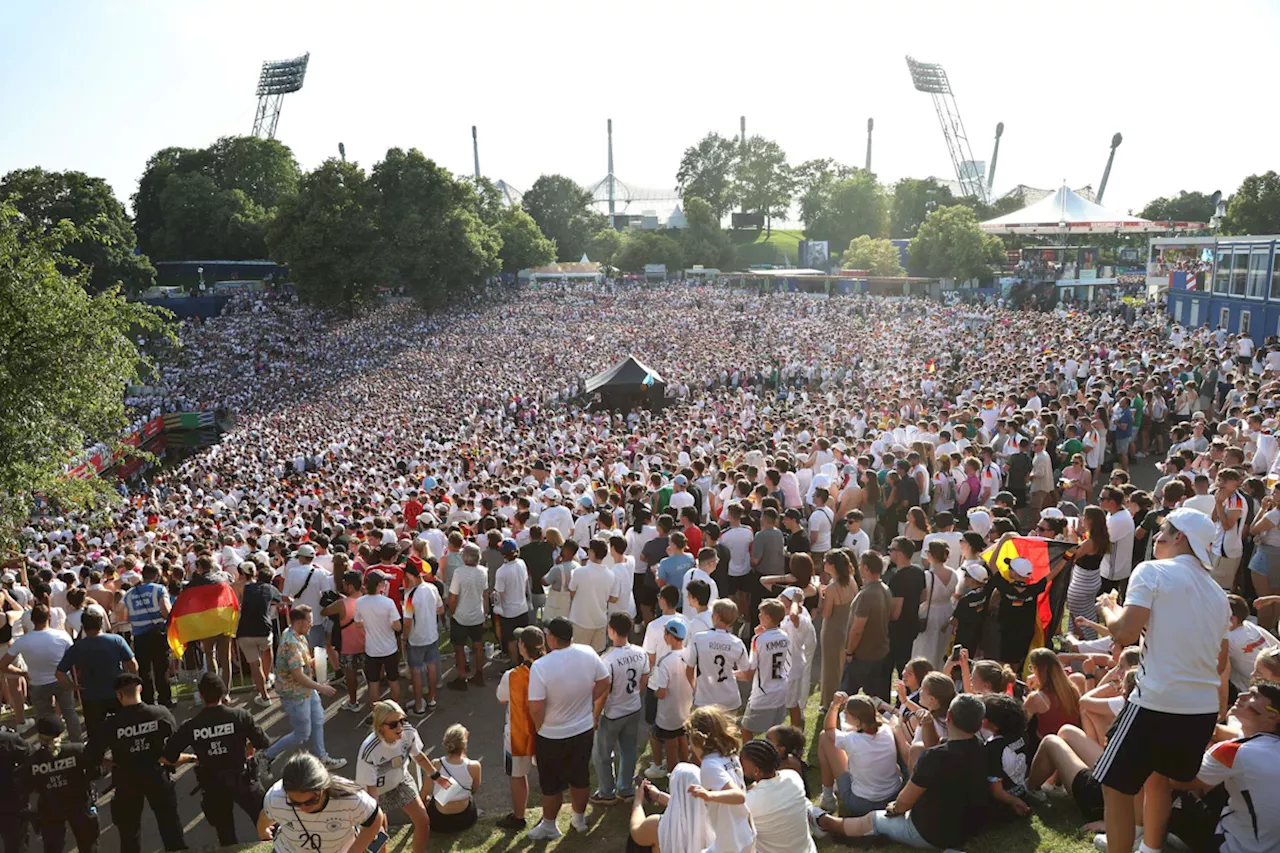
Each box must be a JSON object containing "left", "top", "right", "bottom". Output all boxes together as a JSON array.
[{"left": 980, "top": 185, "right": 1201, "bottom": 235}]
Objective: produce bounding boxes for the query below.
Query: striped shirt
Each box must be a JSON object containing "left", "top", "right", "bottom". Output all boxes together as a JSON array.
[{"left": 262, "top": 781, "right": 378, "bottom": 853}]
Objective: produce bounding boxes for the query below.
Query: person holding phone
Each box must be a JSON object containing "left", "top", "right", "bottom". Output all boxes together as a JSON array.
[{"left": 259, "top": 752, "right": 384, "bottom": 853}]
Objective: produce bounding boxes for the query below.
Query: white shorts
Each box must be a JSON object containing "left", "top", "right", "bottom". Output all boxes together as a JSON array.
[{"left": 786, "top": 672, "right": 810, "bottom": 709}]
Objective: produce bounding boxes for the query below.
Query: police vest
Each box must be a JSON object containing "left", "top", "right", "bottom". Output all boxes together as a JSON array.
[{"left": 125, "top": 583, "right": 167, "bottom": 635}]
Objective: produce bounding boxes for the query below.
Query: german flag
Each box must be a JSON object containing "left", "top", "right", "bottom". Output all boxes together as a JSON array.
[
  {"left": 981, "top": 536, "right": 1074, "bottom": 669},
  {"left": 167, "top": 582, "right": 240, "bottom": 657}
]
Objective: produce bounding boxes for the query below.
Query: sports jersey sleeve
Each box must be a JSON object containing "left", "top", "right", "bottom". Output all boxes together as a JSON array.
[
  {"left": 353, "top": 789, "right": 379, "bottom": 825},
  {"left": 1123, "top": 562, "right": 1159, "bottom": 611},
  {"left": 1197, "top": 740, "right": 1241, "bottom": 787},
  {"left": 686, "top": 636, "right": 701, "bottom": 670},
  {"left": 354, "top": 739, "right": 378, "bottom": 787}
]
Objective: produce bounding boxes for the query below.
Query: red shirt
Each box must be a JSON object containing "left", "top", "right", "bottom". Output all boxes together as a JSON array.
[
  {"left": 365, "top": 564, "right": 405, "bottom": 613},
  {"left": 683, "top": 523, "right": 704, "bottom": 556},
  {"left": 404, "top": 500, "right": 424, "bottom": 530}
]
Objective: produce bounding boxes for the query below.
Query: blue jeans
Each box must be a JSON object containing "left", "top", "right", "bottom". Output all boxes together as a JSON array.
[
  {"left": 266, "top": 692, "right": 330, "bottom": 760},
  {"left": 870, "top": 811, "right": 936, "bottom": 849},
  {"left": 836, "top": 772, "right": 897, "bottom": 816},
  {"left": 593, "top": 708, "right": 642, "bottom": 798}
]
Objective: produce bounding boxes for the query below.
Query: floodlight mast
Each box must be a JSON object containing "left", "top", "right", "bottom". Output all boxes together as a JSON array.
[
  {"left": 905, "top": 56, "right": 987, "bottom": 203},
  {"left": 252, "top": 53, "right": 310, "bottom": 139}
]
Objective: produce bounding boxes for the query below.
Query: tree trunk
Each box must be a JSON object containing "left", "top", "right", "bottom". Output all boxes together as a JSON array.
[{"left": 765, "top": 215, "right": 772, "bottom": 239}]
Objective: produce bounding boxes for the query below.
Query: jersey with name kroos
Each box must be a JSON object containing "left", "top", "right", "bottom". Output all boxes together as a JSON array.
[
  {"left": 355, "top": 725, "right": 423, "bottom": 793},
  {"left": 687, "top": 628, "right": 748, "bottom": 709},
  {"left": 602, "top": 643, "right": 650, "bottom": 719},
  {"left": 748, "top": 628, "right": 791, "bottom": 709}
]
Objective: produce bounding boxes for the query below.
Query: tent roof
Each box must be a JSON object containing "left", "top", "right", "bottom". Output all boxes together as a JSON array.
[
  {"left": 585, "top": 355, "right": 665, "bottom": 394},
  {"left": 980, "top": 185, "right": 1172, "bottom": 234}
]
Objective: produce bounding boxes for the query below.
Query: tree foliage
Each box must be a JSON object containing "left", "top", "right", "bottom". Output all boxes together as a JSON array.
[
  {"left": 1222, "top": 172, "right": 1280, "bottom": 235},
  {"left": 133, "top": 136, "right": 300, "bottom": 261},
  {"left": 840, "top": 235, "right": 905, "bottom": 276},
  {"left": 614, "top": 230, "right": 686, "bottom": 273},
  {"left": 1139, "top": 190, "right": 1215, "bottom": 224},
  {"left": 890, "top": 178, "right": 956, "bottom": 239},
  {"left": 0, "top": 168, "right": 155, "bottom": 294},
  {"left": 803, "top": 170, "right": 888, "bottom": 250},
  {"left": 907, "top": 205, "right": 1004, "bottom": 281},
  {"left": 681, "top": 197, "right": 734, "bottom": 269},
  {"left": 587, "top": 228, "right": 624, "bottom": 266},
  {"left": 676, "top": 133, "right": 740, "bottom": 221},
  {"left": 522, "top": 175, "right": 606, "bottom": 262},
  {"left": 0, "top": 202, "right": 171, "bottom": 539},
  {"left": 795, "top": 159, "right": 855, "bottom": 230},
  {"left": 959, "top": 190, "right": 1025, "bottom": 224},
  {"left": 497, "top": 206, "right": 556, "bottom": 273},
  {"left": 734, "top": 136, "right": 794, "bottom": 236}
]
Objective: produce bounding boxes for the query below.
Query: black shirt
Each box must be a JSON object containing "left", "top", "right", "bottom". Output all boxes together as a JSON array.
[
  {"left": 784, "top": 529, "right": 810, "bottom": 556},
  {"left": 908, "top": 736, "right": 989, "bottom": 848},
  {"left": 0, "top": 730, "right": 31, "bottom": 813},
  {"left": 991, "top": 573, "right": 1047, "bottom": 629},
  {"left": 97, "top": 702, "right": 178, "bottom": 774},
  {"left": 952, "top": 584, "right": 989, "bottom": 651},
  {"left": 163, "top": 704, "right": 270, "bottom": 777},
  {"left": 640, "top": 535, "right": 669, "bottom": 571},
  {"left": 886, "top": 564, "right": 926, "bottom": 640},
  {"left": 519, "top": 541, "right": 554, "bottom": 590},
  {"left": 25, "top": 742, "right": 98, "bottom": 816},
  {"left": 1006, "top": 452, "right": 1032, "bottom": 492},
  {"left": 238, "top": 581, "right": 282, "bottom": 638}
]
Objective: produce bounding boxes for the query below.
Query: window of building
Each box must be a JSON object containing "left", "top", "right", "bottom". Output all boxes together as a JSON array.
[
  {"left": 1190, "top": 300, "right": 1200, "bottom": 327},
  {"left": 1232, "top": 249, "right": 1250, "bottom": 295},
  {"left": 1214, "top": 248, "right": 1233, "bottom": 293},
  {"left": 1220, "top": 306, "right": 1231, "bottom": 329},
  {"left": 1175, "top": 298, "right": 1185, "bottom": 324},
  {"left": 1248, "top": 249, "right": 1270, "bottom": 298},
  {"left": 1240, "top": 310, "right": 1251, "bottom": 335}
]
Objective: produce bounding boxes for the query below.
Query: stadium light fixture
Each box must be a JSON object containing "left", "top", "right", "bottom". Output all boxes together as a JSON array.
[{"left": 252, "top": 53, "right": 310, "bottom": 139}]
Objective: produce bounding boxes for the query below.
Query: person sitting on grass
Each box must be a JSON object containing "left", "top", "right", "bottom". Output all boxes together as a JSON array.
[
  {"left": 981, "top": 693, "right": 1033, "bottom": 821},
  {"left": 817, "top": 692, "right": 902, "bottom": 816},
  {"left": 627, "top": 763, "right": 712, "bottom": 853},
  {"left": 764, "top": 724, "right": 810, "bottom": 793},
  {"left": 423, "top": 723, "right": 480, "bottom": 834},
  {"left": 893, "top": 671, "right": 956, "bottom": 774},
  {"left": 740, "top": 738, "right": 815, "bottom": 853}
]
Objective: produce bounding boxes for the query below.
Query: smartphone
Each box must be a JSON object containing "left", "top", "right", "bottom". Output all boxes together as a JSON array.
[{"left": 366, "top": 830, "right": 390, "bottom": 853}]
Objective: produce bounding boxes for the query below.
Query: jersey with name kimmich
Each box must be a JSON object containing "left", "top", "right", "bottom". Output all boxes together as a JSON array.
[
  {"left": 748, "top": 628, "right": 791, "bottom": 709},
  {"left": 101, "top": 702, "right": 178, "bottom": 773},
  {"left": 602, "top": 643, "right": 650, "bottom": 719},
  {"left": 163, "top": 704, "right": 271, "bottom": 776},
  {"left": 686, "top": 628, "right": 748, "bottom": 709}
]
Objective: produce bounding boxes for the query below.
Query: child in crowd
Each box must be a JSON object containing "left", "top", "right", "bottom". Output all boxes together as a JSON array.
[
  {"left": 1225, "top": 594, "right": 1280, "bottom": 697},
  {"left": 494, "top": 625, "right": 543, "bottom": 830},
  {"left": 681, "top": 550, "right": 719, "bottom": 622},
  {"left": 685, "top": 598, "right": 747, "bottom": 712},
  {"left": 647, "top": 618, "right": 693, "bottom": 779},
  {"left": 684, "top": 579, "right": 714, "bottom": 637},
  {"left": 642, "top": 584, "right": 682, "bottom": 777},
  {"left": 765, "top": 724, "right": 810, "bottom": 793},
  {"left": 737, "top": 598, "right": 792, "bottom": 741},
  {"left": 779, "top": 586, "right": 816, "bottom": 728},
  {"left": 981, "top": 693, "right": 1033, "bottom": 820},
  {"left": 950, "top": 534, "right": 990, "bottom": 655},
  {"left": 686, "top": 706, "right": 755, "bottom": 853}
]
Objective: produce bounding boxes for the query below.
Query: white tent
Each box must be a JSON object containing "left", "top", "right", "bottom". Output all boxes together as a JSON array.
[{"left": 980, "top": 184, "right": 1178, "bottom": 235}]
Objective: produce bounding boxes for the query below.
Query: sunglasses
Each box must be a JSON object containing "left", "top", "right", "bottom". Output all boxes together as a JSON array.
[
  {"left": 383, "top": 718, "right": 406, "bottom": 729},
  {"left": 287, "top": 792, "right": 323, "bottom": 809}
]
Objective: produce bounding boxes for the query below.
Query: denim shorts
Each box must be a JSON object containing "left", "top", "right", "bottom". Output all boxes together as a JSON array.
[
  {"left": 870, "top": 811, "right": 934, "bottom": 849},
  {"left": 407, "top": 641, "right": 439, "bottom": 671},
  {"left": 1249, "top": 544, "right": 1280, "bottom": 585},
  {"left": 836, "top": 773, "right": 897, "bottom": 817}
]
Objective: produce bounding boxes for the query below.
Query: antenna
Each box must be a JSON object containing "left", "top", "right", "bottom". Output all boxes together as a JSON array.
[
  {"left": 1096, "top": 132, "right": 1123, "bottom": 204},
  {"left": 251, "top": 53, "right": 310, "bottom": 139},
  {"left": 338, "top": 142, "right": 345, "bottom": 163},
  {"left": 606, "top": 119, "right": 616, "bottom": 219},
  {"left": 472, "top": 126, "right": 481, "bottom": 181},
  {"left": 866, "top": 118, "right": 874, "bottom": 172},
  {"left": 987, "top": 122, "right": 1004, "bottom": 196}
]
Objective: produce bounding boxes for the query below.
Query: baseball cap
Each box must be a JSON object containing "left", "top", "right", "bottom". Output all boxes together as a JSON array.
[
  {"left": 963, "top": 561, "right": 989, "bottom": 583},
  {"left": 1008, "top": 557, "right": 1035, "bottom": 579},
  {"left": 0, "top": 572, "right": 13, "bottom": 584},
  {"left": 1165, "top": 507, "right": 1214, "bottom": 567},
  {"left": 779, "top": 586, "right": 805, "bottom": 603},
  {"left": 674, "top": 475, "right": 688, "bottom": 485},
  {"left": 665, "top": 618, "right": 688, "bottom": 640},
  {"left": 966, "top": 508, "right": 993, "bottom": 537},
  {"left": 296, "top": 544, "right": 316, "bottom": 557},
  {"left": 499, "top": 538, "right": 519, "bottom": 555}
]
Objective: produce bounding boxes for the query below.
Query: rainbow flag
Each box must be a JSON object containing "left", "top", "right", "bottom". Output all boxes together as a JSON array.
[
  {"left": 167, "top": 582, "right": 241, "bottom": 657},
  {"left": 981, "top": 536, "right": 1074, "bottom": 671}
]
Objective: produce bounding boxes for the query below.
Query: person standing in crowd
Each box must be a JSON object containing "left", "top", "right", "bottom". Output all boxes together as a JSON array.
[
  {"left": 162, "top": 672, "right": 271, "bottom": 846},
  {"left": 751, "top": 507, "right": 787, "bottom": 624},
  {"left": 95, "top": 672, "right": 186, "bottom": 853},
  {"left": 1092, "top": 509, "right": 1229, "bottom": 853},
  {"left": 25, "top": 717, "right": 100, "bottom": 853},
  {"left": 264, "top": 605, "right": 345, "bottom": 769},
  {"left": 402, "top": 561, "right": 443, "bottom": 714},
  {"left": 355, "top": 570, "right": 402, "bottom": 707},
  {"left": 0, "top": 719, "right": 29, "bottom": 853},
  {"left": 258, "top": 753, "right": 383, "bottom": 853},
  {"left": 686, "top": 597, "right": 748, "bottom": 712},
  {"left": 568, "top": 539, "right": 618, "bottom": 653},
  {"left": 739, "top": 598, "right": 791, "bottom": 742},
  {"left": 1099, "top": 486, "right": 1136, "bottom": 600},
  {"left": 282, "top": 544, "right": 333, "bottom": 650},
  {"left": 884, "top": 538, "right": 926, "bottom": 697},
  {"left": 493, "top": 539, "right": 531, "bottom": 661},
  {"left": 237, "top": 559, "right": 283, "bottom": 708},
  {"left": 121, "top": 564, "right": 171, "bottom": 707},
  {"left": 55, "top": 608, "right": 135, "bottom": 747},
  {"left": 844, "top": 551, "right": 892, "bottom": 702},
  {"left": 495, "top": 625, "right": 543, "bottom": 831},
  {"left": 447, "top": 543, "right": 489, "bottom": 690},
  {"left": 526, "top": 618, "right": 610, "bottom": 840},
  {"left": 1210, "top": 468, "right": 1246, "bottom": 591},
  {"left": 354, "top": 701, "right": 451, "bottom": 853},
  {"left": 1, "top": 604, "right": 78, "bottom": 742},
  {"left": 591, "top": 612, "right": 649, "bottom": 805}
]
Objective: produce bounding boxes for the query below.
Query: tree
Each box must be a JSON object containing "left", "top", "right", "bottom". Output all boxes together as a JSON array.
[
  {"left": 370, "top": 148, "right": 501, "bottom": 305},
  {"left": 733, "top": 136, "right": 794, "bottom": 236},
  {"left": 0, "top": 202, "right": 170, "bottom": 539},
  {"left": 804, "top": 171, "right": 888, "bottom": 250},
  {"left": 132, "top": 136, "right": 301, "bottom": 260},
  {"left": 614, "top": 231, "right": 686, "bottom": 273},
  {"left": 675, "top": 133, "right": 739, "bottom": 220},
  {"left": 497, "top": 207, "right": 556, "bottom": 273},
  {"left": 840, "top": 235, "right": 905, "bottom": 276},
  {"left": 266, "top": 159, "right": 383, "bottom": 305},
  {"left": 794, "top": 159, "right": 855, "bottom": 229},
  {"left": 907, "top": 204, "right": 1005, "bottom": 281},
  {"left": 522, "top": 175, "right": 606, "bottom": 262},
  {"left": 1222, "top": 172, "right": 1280, "bottom": 235},
  {"left": 890, "top": 178, "right": 956, "bottom": 239},
  {"left": 680, "top": 196, "right": 734, "bottom": 269},
  {"left": 1139, "top": 190, "right": 1215, "bottom": 224},
  {"left": 587, "top": 228, "right": 624, "bottom": 265},
  {"left": 0, "top": 168, "right": 155, "bottom": 294}
]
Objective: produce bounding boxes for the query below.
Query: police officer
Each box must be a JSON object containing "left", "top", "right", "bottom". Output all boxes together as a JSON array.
[
  {"left": 0, "top": 724, "right": 31, "bottom": 853},
  {"left": 122, "top": 565, "right": 171, "bottom": 706},
  {"left": 24, "top": 716, "right": 99, "bottom": 853},
  {"left": 162, "top": 672, "right": 270, "bottom": 846},
  {"left": 95, "top": 673, "right": 186, "bottom": 853}
]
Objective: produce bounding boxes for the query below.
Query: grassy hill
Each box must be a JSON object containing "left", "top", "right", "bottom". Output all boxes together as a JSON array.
[{"left": 729, "top": 228, "right": 805, "bottom": 268}]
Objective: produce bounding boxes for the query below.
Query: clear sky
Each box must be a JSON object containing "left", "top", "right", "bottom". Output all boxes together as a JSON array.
[{"left": 3, "top": 0, "right": 1277, "bottom": 220}]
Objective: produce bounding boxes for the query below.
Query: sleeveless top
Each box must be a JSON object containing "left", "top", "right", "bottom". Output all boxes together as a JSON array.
[{"left": 1035, "top": 691, "right": 1080, "bottom": 740}]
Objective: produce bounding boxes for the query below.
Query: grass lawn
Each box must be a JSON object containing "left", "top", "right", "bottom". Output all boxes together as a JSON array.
[
  {"left": 215, "top": 688, "right": 1099, "bottom": 853},
  {"left": 729, "top": 229, "right": 805, "bottom": 268}
]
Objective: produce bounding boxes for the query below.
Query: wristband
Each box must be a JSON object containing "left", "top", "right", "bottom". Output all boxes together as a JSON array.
[{"left": 430, "top": 770, "right": 441, "bottom": 780}]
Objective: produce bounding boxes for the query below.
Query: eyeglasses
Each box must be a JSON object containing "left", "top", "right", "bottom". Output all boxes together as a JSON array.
[
  {"left": 287, "top": 792, "right": 323, "bottom": 809},
  {"left": 383, "top": 718, "right": 406, "bottom": 729},
  {"left": 1035, "top": 525, "right": 1052, "bottom": 533}
]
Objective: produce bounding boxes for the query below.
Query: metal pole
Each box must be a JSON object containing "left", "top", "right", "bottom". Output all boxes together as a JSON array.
[
  {"left": 472, "top": 126, "right": 480, "bottom": 181},
  {"left": 607, "top": 119, "right": 615, "bottom": 218},
  {"left": 987, "top": 122, "right": 1003, "bottom": 196},
  {"left": 865, "top": 118, "right": 874, "bottom": 172},
  {"left": 1097, "top": 132, "right": 1122, "bottom": 204}
]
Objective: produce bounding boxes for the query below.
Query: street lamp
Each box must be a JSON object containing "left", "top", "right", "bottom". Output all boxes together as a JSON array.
[{"left": 197, "top": 266, "right": 205, "bottom": 293}]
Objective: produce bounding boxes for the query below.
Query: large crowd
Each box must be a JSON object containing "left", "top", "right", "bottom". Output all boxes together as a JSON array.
[{"left": 3, "top": 282, "right": 1280, "bottom": 853}]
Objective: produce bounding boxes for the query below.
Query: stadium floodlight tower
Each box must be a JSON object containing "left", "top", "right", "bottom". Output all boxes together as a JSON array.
[
  {"left": 251, "top": 53, "right": 310, "bottom": 139},
  {"left": 905, "top": 55, "right": 988, "bottom": 203}
]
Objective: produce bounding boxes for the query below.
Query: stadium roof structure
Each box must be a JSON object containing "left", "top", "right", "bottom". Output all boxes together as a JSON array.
[
  {"left": 980, "top": 184, "right": 1200, "bottom": 235},
  {"left": 585, "top": 356, "right": 665, "bottom": 395}
]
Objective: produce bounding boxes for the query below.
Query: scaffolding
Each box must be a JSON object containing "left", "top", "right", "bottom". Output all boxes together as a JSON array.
[{"left": 251, "top": 53, "right": 310, "bottom": 139}]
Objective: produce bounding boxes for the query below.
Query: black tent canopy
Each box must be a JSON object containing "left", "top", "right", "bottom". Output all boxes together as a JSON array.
[{"left": 585, "top": 355, "right": 667, "bottom": 410}]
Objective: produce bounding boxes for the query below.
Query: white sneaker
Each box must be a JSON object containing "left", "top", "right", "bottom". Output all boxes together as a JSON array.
[
  {"left": 807, "top": 805, "right": 830, "bottom": 840},
  {"left": 818, "top": 791, "right": 838, "bottom": 813},
  {"left": 254, "top": 694, "right": 273, "bottom": 708},
  {"left": 570, "top": 813, "right": 588, "bottom": 833},
  {"left": 320, "top": 756, "right": 347, "bottom": 770},
  {"left": 1093, "top": 834, "right": 1141, "bottom": 852},
  {"left": 527, "top": 821, "right": 563, "bottom": 841},
  {"left": 342, "top": 699, "right": 362, "bottom": 712},
  {"left": 644, "top": 763, "right": 667, "bottom": 780},
  {"left": 16, "top": 719, "right": 35, "bottom": 734}
]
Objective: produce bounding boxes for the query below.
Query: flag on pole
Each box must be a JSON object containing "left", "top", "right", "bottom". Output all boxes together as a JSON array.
[{"left": 167, "top": 582, "right": 240, "bottom": 657}]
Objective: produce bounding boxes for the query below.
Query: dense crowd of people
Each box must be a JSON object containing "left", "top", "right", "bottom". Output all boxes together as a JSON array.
[{"left": 3, "top": 282, "right": 1280, "bottom": 853}]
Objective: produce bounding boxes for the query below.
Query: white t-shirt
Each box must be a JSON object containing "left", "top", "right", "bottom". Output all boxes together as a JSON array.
[
  {"left": 262, "top": 781, "right": 378, "bottom": 853},
  {"left": 1125, "top": 553, "right": 1229, "bottom": 714},
  {"left": 601, "top": 643, "right": 649, "bottom": 719},
  {"left": 354, "top": 594, "right": 401, "bottom": 658},
  {"left": 842, "top": 528, "right": 871, "bottom": 560},
  {"left": 1212, "top": 492, "right": 1247, "bottom": 559},
  {"left": 720, "top": 526, "right": 754, "bottom": 577},
  {"left": 834, "top": 724, "right": 902, "bottom": 800},
  {"left": 527, "top": 643, "right": 609, "bottom": 739},
  {"left": 1227, "top": 622, "right": 1280, "bottom": 690},
  {"left": 745, "top": 770, "right": 816, "bottom": 853},
  {"left": 700, "top": 753, "right": 756, "bottom": 853},
  {"left": 606, "top": 555, "right": 637, "bottom": 617},
  {"left": 642, "top": 614, "right": 680, "bottom": 660},
  {"left": 1101, "top": 509, "right": 1137, "bottom": 581},
  {"left": 64, "top": 604, "right": 108, "bottom": 638},
  {"left": 7, "top": 628, "right": 73, "bottom": 686},
  {"left": 680, "top": 567, "right": 719, "bottom": 622},
  {"left": 686, "top": 628, "right": 748, "bottom": 709},
  {"left": 921, "top": 531, "right": 964, "bottom": 569},
  {"left": 282, "top": 564, "right": 334, "bottom": 613},
  {"left": 568, "top": 562, "right": 615, "bottom": 629},
  {"left": 808, "top": 507, "right": 833, "bottom": 552},
  {"left": 403, "top": 582, "right": 441, "bottom": 646},
  {"left": 493, "top": 559, "right": 529, "bottom": 618},
  {"left": 649, "top": 647, "right": 693, "bottom": 731},
  {"left": 1197, "top": 734, "right": 1280, "bottom": 853},
  {"left": 20, "top": 607, "right": 66, "bottom": 635},
  {"left": 747, "top": 627, "right": 791, "bottom": 710},
  {"left": 355, "top": 726, "right": 423, "bottom": 793}
]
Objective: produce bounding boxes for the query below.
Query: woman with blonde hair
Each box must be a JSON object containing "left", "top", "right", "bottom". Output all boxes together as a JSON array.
[
  {"left": 423, "top": 723, "right": 481, "bottom": 833},
  {"left": 685, "top": 706, "right": 754, "bottom": 853},
  {"left": 353, "top": 701, "right": 451, "bottom": 853},
  {"left": 1024, "top": 648, "right": 1081, "bottom": 740}
]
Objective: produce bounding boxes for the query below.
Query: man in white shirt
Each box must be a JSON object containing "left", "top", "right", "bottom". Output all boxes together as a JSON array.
[
  {"left": 1098, "top": 486, "right": 1136, "bottom": 600},
  {"left": 527, "top": 618, "right": 610, "bottom": 841},
  {"left": 591, "top": 612, "right": 649, "bottom": 805},
  {"left": 354, "top": 570, "right": 402, "bottom": 707},
  {"left": 494, "top": 540, "right": 532, "bottom": 661},
  {"left": 841, "top": 510, "right": 871, "bottom": 561},
  {"left": 1093, "top": 509, "right": 1229, "bottom": 853},
  {"left": 668, "top": 475, "right": 696, "bottom": 514},
  {"left": 538, "top": 490, "right": 574, "bottom": 537},
  {"left": 568, "top": 539, "right": 618, "bottom": 653},
  {"left": 808, "top": 489, "right": 834, "bottom": 559},
  {"left": 282, "top": 544, "right": 334, "bottom": 649},
  {"left": 1210, "top": 469, "right": 1246, "bottom": 590},
  {"left": 0, "top": 604, "right": 77, "bottom": 739},
  {"left": 402, "top": 563, "right": 442, "bottom": 714}
]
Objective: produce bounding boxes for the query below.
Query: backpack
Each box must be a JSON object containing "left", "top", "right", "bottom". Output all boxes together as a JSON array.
[
  {"left": 935, "top": 473, "right": 956, "bottom": 508},
  {"left": 320, "top": 589, "right": 347, "bottom": 653}
]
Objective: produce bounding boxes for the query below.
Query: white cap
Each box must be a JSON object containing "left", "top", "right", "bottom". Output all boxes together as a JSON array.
[
  {"left": 779, "top": 586, "right": 805, "bottom": 603},
  {"left": 963, "top": 561, "right": 989, "bottom": 583},
  {"left": 1165, "top": 507, "right": 1214, "bottom": 567},
  {"left": 1009, "top": 557, "right": 1035, "bottom": 579},
  {"left": 967, "top": 508, "right": 993, "bottom": 537}
]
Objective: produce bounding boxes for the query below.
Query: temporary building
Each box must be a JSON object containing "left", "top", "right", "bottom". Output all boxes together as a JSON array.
[
  {"left": 584, "top": 355, "right": 667, "bottom": 410},
  {"left": 980, "top": 185, "right": 1201, "bottom": 235}
]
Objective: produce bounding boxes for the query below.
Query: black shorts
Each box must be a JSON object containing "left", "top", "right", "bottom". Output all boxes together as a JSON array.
[
  {"left": 1094, "top": 701, "right": 1218, "bottom": 795},
  {"left": 1071, "top": 768, "right": 1105, "bottom": 822},
  {"left": 633, "top": 573, "right": 658, "bottom": 607},
  {"left": 450, "top": 620, "right": 485, "bottom": 646},
  {"left": 365, "top": 651, "right": 401, "bottom": 684},
  {"left": 720, "top": 574, "right": 743, "bottom": 596},
  {"left": 534, "top": 729, "right": 593, "bottom": 795},
  {"left": 644, "top": 689, "right": 658, "bottom": 726},
  {"left": 653, "top": 725, "right": 684, "bottom": 742},
  {"left": 496, "top": 610, "right": 530, "bottom": 647}
]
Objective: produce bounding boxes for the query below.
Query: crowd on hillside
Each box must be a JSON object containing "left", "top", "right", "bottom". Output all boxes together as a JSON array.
[{"left": 4, "top": 284, "right": 1280, "bottom": 853}]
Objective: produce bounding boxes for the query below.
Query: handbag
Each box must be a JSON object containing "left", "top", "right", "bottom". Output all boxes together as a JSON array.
[{"left": 916, "top": 571, "right": 935, "bottom": 636}]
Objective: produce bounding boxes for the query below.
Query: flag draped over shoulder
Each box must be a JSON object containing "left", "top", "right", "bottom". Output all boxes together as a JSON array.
[
  {"left": 167, "top": 582, "right": 240, "bottom": 657},
  {"left": 981, "top": 536, "right": 1075, "bottom": 666}
]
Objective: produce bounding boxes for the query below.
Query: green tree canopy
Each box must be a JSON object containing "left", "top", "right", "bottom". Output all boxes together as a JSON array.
[
  {"left": 614, "top": 230, "right": 686, "bottom": 273},
  {"left": 733, "top": 136, "right": 794, "bottom": 236},
  {"left": 804, "top": 170, "right": 888, "bottom": 250},
  {"left": 0, "top": 202, "right": 171, "bottom": 539},
  {"left": 1139, "top": 190, "right": 1215, "bottom": 224},
  {"left": 907, "top": 204, "right": 1004, "bottom": 281},
  {"left": 522, "top": 175, "right": 606, "bottom": 262},
  {"left": 497, "top": 206, "right": 556, "bottom": 273},
  {"left": 587, "top": 227, "right": 624, "bottom": 266},
  {"left": 890, "top": 178, "right": 956, "bottom": 239},
  {"left": 1222, "top": 172, "right": 1280, "bottom": 235},
  {"left": 676, "top": 133, "right": 739, "bottom": 220},
  {"left": 133, "top": 136, "right": 300, "bottom": 260},
  {"left": 959, "top": 190, "right": 1025, "bottom": 223},
  {"left": 680, "top": 197, "right": 734, "bottom": 269},
  {"left": 795, "top": 159, "right": 855, "bottom": 230},
  {"left": 840, "top": 235, "right": 905, "bottom": 276},
  {"left": 0, "top": 167, "right": 155, "bottom": 294}
]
